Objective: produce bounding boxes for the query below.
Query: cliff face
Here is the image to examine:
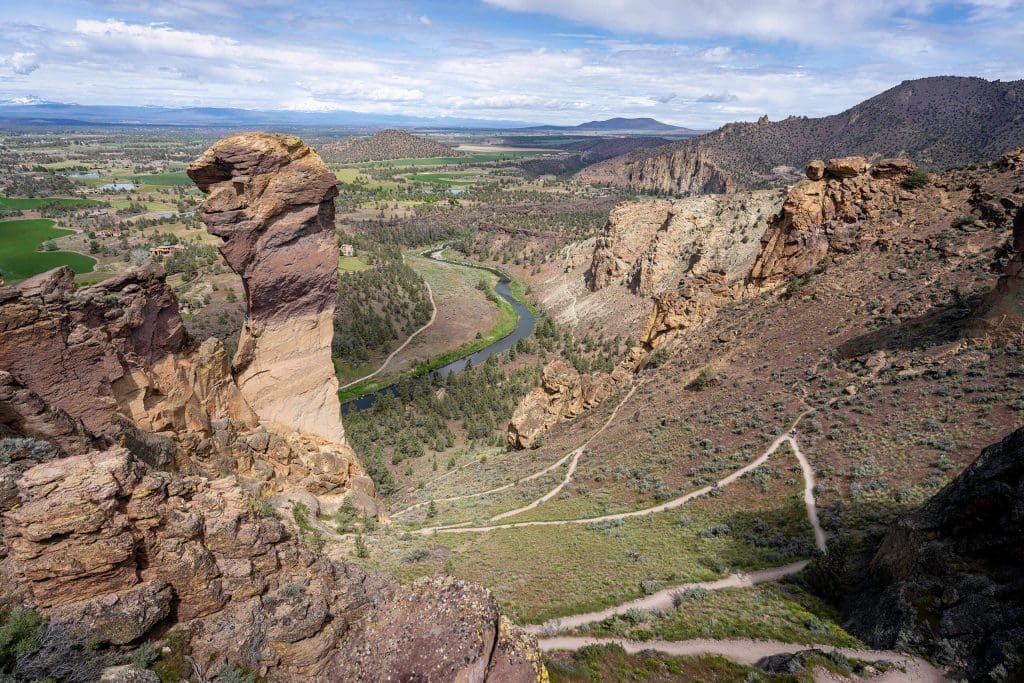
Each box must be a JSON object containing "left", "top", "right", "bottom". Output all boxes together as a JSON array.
[
  {"left": 748, "top": 157, "right": 915, "bottom": 288},
  {"left": 577, "top": 142, "right": 735, "bottom": 195},
  {"left": 844, "top": 427, "right": 1024, "bottom": 681},
  {"left": 506, "top": 360, "right": 615, "bottom": 450},
  {"left": 971, "top": 149, "right": 1023, "bottom": 342},
  {"left": 0, "top": 132, "right": 545, "bottom": 682},
  {"left": 188, "top": 133, "right": 345, "bottom": 443},
  {"left": 588, "top": 190, "right": 782, "bottom": 295}
]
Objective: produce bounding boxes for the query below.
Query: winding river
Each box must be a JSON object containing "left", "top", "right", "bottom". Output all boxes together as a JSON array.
[{"left": 341, "top": 248, "right": 536, "bottom": 413}]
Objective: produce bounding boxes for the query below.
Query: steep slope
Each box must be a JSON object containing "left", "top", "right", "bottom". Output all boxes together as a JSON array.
[
  {"left": 0, "top": 133, "right": 545, "bottom": 682},
  {"left": 321, "top": 128, "right": 461, "bottom": 162},
  {"left": 577, "top": 76, "right": 1024, "bottom": 194},
  {"left": 843, "top": 427, "right": 1024, "bottom": 681},
  {"left": 520, "top": 136, "right": 668, "bottom": 177}
]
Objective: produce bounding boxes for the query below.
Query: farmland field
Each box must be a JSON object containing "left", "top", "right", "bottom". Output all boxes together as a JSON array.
[
  {"left": 0, "top": 219, "right": 96, "bottom": 280},
  {"left": 371, "top": 151, "right": 540, "bottom": 167},
  {"left": 408, "top": 172, "right": 475, "bottom": 185},
  {"left": 339, "top": 255, "right": 370, "bottom": 272},
  {"left": 131, "top": 171, "right": 192, "bottom": 186},
  {"left": 0, "top": 196, "right": 101, "bottom": 210}
]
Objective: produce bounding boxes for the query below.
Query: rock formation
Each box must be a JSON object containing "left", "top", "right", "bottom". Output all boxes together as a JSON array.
[
  {"left": 507, "top": 359, "right": 614, "bottom": 450},
  {"left": 971, "top": 152, "right": 1023, "bottom": 342},
  {"left": 588, "top": 190, "right": 782, "bottom": 295},
  {"left": 0, "top": 446, "right": 544, "bottom": 681},
  {"left": 0, "top": 132, "right": 545, "bottom": 681},
  {"left": 748, "top": 157, "right": 915, "bottom": 288},
  {"left": 188, "top": 133, "right": 345, "bottom": 443},
  {"left": 844, "top": 427, "right": 1024, "bottom": 681},
  {"left": 577, "top": 142, "right": 735, "bottom": 195}
]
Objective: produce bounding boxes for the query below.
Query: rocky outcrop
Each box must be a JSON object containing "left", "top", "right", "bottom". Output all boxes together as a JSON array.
[
  {"left": 576, "top": 143, "right": 734, "bottom": 195},
  {"left": 1, "top": 446, "right": 545, "bottom": 682},
  {"left": 507, "top": 360, "right": 614, "bottom": 450},
  {"left": 0, "top": 264, "right": 189, "bottom": 435},
  {"left": 588, "top": 190, "right": 783, "bottom": 294},
  {"left": 188, "top": 133, "right": 345, "bottom": 443},
  {"left": 748, "top": 157, "right": 915, "bottom": 288},
  {"left": 971, "top": 181, "right": 1023, "bottom": 342},
  {"left": 845, "top": 427, "right": 1024, "bottom": 681}
]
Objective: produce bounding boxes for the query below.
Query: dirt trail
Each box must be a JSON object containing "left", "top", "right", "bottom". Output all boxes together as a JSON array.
[
  {"left": 393, "top": 380, "right": 643, "bottom": 519},
  {"left": 526, "top": 561, "right": 810, "bottom": 634},
  {"left": 537, "top": 637, "right": 948, "bottom": 682},
  {"left": 338, "top": 281, "right": 437, "bottom": 391},
  {"left": 415, "top": 422, "right": 809, "bottom": 535},
  {"left": 490, "top": 381, "right": 644, "bottom": 522}
]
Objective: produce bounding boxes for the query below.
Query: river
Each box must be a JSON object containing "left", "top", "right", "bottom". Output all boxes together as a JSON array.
[{"left": 341, "top": 248, "right": 536, "bottom": 413}]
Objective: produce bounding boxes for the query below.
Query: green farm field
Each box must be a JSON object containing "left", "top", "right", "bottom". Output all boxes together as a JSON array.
[
  {"left": 0, "top": 196, "right": 101, "bottom": 210},
  {"left": 0, "top": 219, "right": 95, "bottom": 281}
]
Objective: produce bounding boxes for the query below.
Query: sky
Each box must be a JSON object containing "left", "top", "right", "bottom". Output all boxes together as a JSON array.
[{"left": 1, "top": 0, "right": 1022, "bottom": 128}]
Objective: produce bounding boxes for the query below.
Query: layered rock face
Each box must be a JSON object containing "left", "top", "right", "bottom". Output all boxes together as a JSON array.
[
  {"left": 507, "top": 359, "right": 614, "bottom": 450},
  {"left": 0, "top": 446, "right": 544, "bottom": 682},
  {"left": 577, "top": 143, "right": 735, "bottom": 196},
  {"left": 588, "top": 190, "right": 782, "bottom": 295},
  {"left": 748, "top": 157, "right": 915, "bottom": 287},
  {"left": 845, "top": 427, "right": 1024, "bottom": 681},
  {"left": 1, "top": 132, "right": 545, "bottom": 682},
  {"left": 188, "top": 133, "right": 345, "bottom": 443},
  {"left": 0, "top": 265, "right": 186, "bottom": 434}
]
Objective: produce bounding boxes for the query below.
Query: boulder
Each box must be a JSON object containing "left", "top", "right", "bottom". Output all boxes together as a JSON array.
[
  {"left": 805, "top": 160, "right": 825, "bottom": 181},
  {"left": 826, "top": 156, "right": 869, "bottom": 177}
]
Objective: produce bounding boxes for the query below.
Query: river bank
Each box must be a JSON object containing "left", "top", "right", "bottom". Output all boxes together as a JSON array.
[{"left": 338, "top": 247, "right": 536, "bottom": 410}]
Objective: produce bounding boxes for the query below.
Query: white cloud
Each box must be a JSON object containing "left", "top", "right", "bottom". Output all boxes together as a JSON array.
[
  {"left": 419, "top": 15, "right": 431, "bottom": 26},
  {"left": 3, "top": 52, "right": 40, "bottom": 75},
  {"left": 483, "top": 0, "right": 948, "bottom": 44}
]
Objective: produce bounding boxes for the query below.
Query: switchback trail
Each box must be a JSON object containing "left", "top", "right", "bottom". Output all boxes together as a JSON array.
[
  {"left": 338, "top": 281, "right": 436, "bottom": 392},
  {"left": 537, "top": 637, "right": 947, "bottom": 682},
  {"left": 414, "top": 420, "right": 819, "bottom": 536},
  {"left": 392, "top": 380, "right": 644, "bottom": 519}
]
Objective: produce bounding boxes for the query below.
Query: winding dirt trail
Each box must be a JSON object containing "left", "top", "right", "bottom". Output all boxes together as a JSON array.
[
  {"left": 526, "top": 561, "right": 811, "bottom": 634},
  {"left": 338, "top": 281, "right": 436, "bottom": 392},
  {"left": 537, "top": 637, "right": 947, "bottom": 682},
  {"left": 392, "top": 380, "right": 644, "bottom": 519},
  {"left": 414, "top": 420, "right": 816, "bottom": 535}
]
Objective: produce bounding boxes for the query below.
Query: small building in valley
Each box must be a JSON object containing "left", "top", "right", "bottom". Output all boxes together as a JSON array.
[{"left": 340, "top": 243, "right": 355, "bottom": 257}]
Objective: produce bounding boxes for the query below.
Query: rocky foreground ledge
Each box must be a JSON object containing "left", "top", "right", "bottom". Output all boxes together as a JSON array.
[{"left": 0, "top": 133, "right": 545, "bottom": 682}]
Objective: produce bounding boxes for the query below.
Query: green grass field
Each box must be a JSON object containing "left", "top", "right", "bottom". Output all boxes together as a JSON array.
[
  {"left": 371, "top": 151, "right": 539, "bottom": 167},
  {"left": 0, "top": 219, "right": 96, "bottom": 281},
  {"left": 0, "top": 196, "right": 101, "bottom": 210},
  {"left": 339, "top": 255, "right": 370, "bottom": 272},
  {"left": 408, "top": 172, "right": 475, "bottom": 185},
  {"left": 130, "top": 171, "right": 192, "bottom": 186}
]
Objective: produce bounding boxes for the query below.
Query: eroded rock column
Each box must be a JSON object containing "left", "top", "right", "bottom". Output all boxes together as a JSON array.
[{"left": 188, "top": 133, "right": 345, "bottom": 442}]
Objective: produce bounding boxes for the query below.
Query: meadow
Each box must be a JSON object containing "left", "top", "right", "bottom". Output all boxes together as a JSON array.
[{"left": 0, "top": 219, "right": 95, "bottom": 281}]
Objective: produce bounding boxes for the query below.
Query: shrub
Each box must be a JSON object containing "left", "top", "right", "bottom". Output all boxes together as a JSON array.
[
  {"left": 215, "top": 662, "right": 257, "bottom": 683},
  {"left": 131, "top": 642, "right": 158, "bottom": 669},
  {"left": 686, "top": 368, "right": 715, "bottom": 391},
  {"left": 403, "top": 548, "right": 431, "bottom": 563},
  {"left": 0, "top": 606, "right": 44, "bottom": 668},
  {"left": 901, "top": 169, "right": 930, "bottom": 190}
]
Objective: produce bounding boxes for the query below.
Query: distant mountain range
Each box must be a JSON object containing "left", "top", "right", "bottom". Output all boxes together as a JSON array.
[
  {"left": 576, "top": 76, "right": 1024, "bottom": 194},
  {"left": 521, "top": 117, "right": 702, "bottom": 135},
  {"left": 0, "top": 101, "right": 532, "bottom": 130}
]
